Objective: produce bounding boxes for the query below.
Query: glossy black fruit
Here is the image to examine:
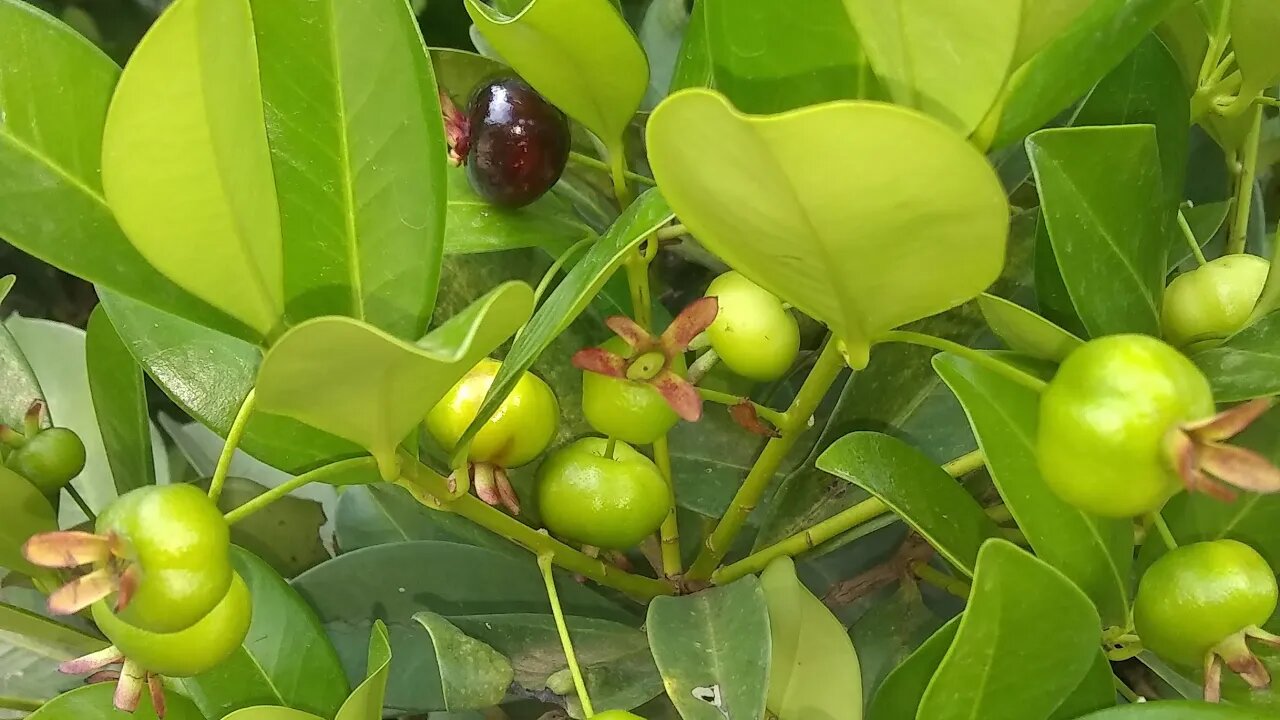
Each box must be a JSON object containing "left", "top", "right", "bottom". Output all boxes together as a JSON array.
[{"left": 466, "top": 77, "right": 570, "bottom": 208}]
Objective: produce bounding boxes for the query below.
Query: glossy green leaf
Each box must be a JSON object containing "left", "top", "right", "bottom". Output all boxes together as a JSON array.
[
  {"left": 759, "top": 557, "right": 861, "bottom": 720},
  {"left": 978, "top": 293, "right": 1082, "bottom": 362},
  {"left": 1157, "top": 3, "right": 1210, "bottom": 89},
  {"left": 465, "top": 0, "right": 647, "bottom": 151},
  {"left": 646, "top": 578, "right": 769, "bottom": 720},
  {"left": 683, "top": 0, "right": 881, "bottom": 113},
  {"left": 413, "top": 612, "right": 513, "bottom": 710},
  {"left": 1011, "top": 0, "right": 1091, "bottom": 68},
  {"left": 101, "top": 0, "right": 285, "bottom": 336},
  {"left": 670, "top": 0, "right": 711, "bottom": 91},
  {"left": 85, "top": 306, "right": 153, "bottom": 493},
  {"left": 934, "top": 352, "right": 1133, "bottom": 627},
  {"left": 867, "top": 616, "right": 959, "bottom": 720},
  {"left": 637, "top": 0, "right": 689, "bottom": 108},
  {"left": 444, "top": 166, "right": 590, "bottom": 255},
  {"left": 1230, "top": 0, "right": 1280, "bottom": 99},
  {"left": 222, "top": 709, "right": 325, "bottom": 720},
  {"left": 256, "top": 282, "right": 534, "bottom": 479},
  {"left": 1049, "top": 650, "right": 1119, "bottom": 720},
  {"left": 1073, "top": 35, "right": 1189, "bottom": 211},
  {"left": 332, "top": 621, "right": 392, "bottom": 720},
  {"left": 251, "top": 0, "right": 446, "bottom": 337},
  {"left": 848, "top": 587, "right": 948, "bottom": 702},
  {"left": 0, "top": 602, "right": 109, "bottom": 710},
  {"left": 333, "top": 484, "right": 516, "bottom": 556},
  {"left": 456, "top": 189, "right": 672, "bottom": 452},
  {"left": 291, "top": 541, "right": 636, "bottom": 714},
  {"left": 0, "top": 0, "right": 247, "bottom": 341},
  {"left": 174, "top": 547, "right": 349, "bottom": 720},
  {"left": 1077, "top": 702, "right": 1272, "bottom": 719},
  {"left": 0, "top": 464, "right": 57, "bottom": 579},
  {"left": 99, "top": 290, "right": 374, "bottom": 480},
  {"left": 25, "top": 684, "right": 204, "bottom": 720},
  {"left": 1027, "top": 125, "right": 1166, "bottom": 338},
  {"left": 816, "top": 432, "right": 1002, "bottom": 577},
  {"left": 1191, "top": 312, "right": 1280, "bottom": 401},
  {"left": 983, "top": 0, "right": 1182, "bottom": 150},
  {"left": 841, "top": 0, "right": 1020, "bottom": 133},
  {"left": 648, "top": 89, "right": 1008, "bottom": 369},
  {"left": 916, "top": 541, "right": 1101, "bottom": 720}
]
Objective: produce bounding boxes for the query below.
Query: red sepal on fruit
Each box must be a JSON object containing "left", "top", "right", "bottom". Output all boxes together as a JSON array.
[
  {"left": 1166, "top": 398, "right": 1280, "bottom": 502},
  {"left": 572, "top": 297, "right": 718, "bottom": 422}
]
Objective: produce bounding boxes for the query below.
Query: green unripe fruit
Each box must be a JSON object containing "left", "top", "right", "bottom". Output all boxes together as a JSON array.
[
  {"left": 582, "top": 337, "right": 686, "bottom": 445},
  {"left": 1162, "top": 255, "right": 1270, "bottom": 347},
  {"left": 705, "top": 271, "right": 800, "bottom": 382},
  {"left": 6, "top": 427, "right": 86, "bottom": 494},
  {"left": 427, "top": 358, "right": 559, "bottom": 468}
]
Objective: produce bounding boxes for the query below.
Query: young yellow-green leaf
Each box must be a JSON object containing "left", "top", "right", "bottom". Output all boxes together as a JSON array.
[
  {"left": 917, "top": 540, "right": 1101, "bottom": 720},
  {"left": 647, "top": 89, "right": 1007, "bottom": 369},
  {"left": 0, "top": 466, "right": 58, "bottom": 580},
  {"left": 1011, "top": 0, "right": 1092, "bottom": 68},
  {"left": 841, "top": 0, "right": 1020, "bottom": 134},
  {"left": 759, "top": 557, "right": 862, "bottom": 720},
  {"left": 977, "top": 294, "right": 1082, "bottom": 362},
  {"left": 26, "top": 684, "right": 204, "bottom": 720},
  {"left": 1230, "top": 0, "right": 1280, "bottom": 99},
  {"left": 102, "top": 0, "right": 285, "bottom": 337},
  {"left": 816, "top": 432, "right": 1002, "bottom": 577},
  {"left": 222, "top": 709, "right": 325, "bottom": 720},
  {"left": 1027, "top": 125, "right": 1166, "bottom": 338},
  {"left": 465, "top": 0, "right": 647, "bottom": 152},
  {"left": 85, "top": 306, "right": 154, "bottom": 493},
  {"left": 413, "top": 612, "right": 513, "bottom": 710},
  {"left": 256, "top": 282, "right": 534, "bottom": 479},
  {"left": 334, "top": 620, "right": 393, "bottom": 720},
  {"left": 646, "top": 577, "right": 770, "bottom": 720}
]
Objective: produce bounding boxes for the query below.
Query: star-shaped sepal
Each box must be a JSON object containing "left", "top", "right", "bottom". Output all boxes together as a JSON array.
[
  {"left": 60, "top": 647, "right": 168, "bottom": 716},
  {"left": 22, "top": 531, "right": 139, "bottom": 616},
  {"left": 1165, "top": 398, "right": 1280, "bottom": 502},
  {"left": 1203, "top": 626, "right": 1280, "bottom": 702}
]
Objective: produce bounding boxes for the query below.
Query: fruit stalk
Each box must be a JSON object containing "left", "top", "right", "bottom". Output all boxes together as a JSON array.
[
  {"left": 651, "top": 434, "right": 681, "bottom": 576},
  {"left": 537, "top": 553, "right": 595, "bottom": 718},
  {"left": 396, "top": 451, "right": 675, "bottom": 598},
  {"left": 222, "top": 456, "right": 379, "bottom": 525},
  {"left": 687, "top": 337, "right": 847, "bottom": 580},
  {"left": 1227, "top": 104, "right": 1262, "bottom": 255},
  {"left": 209, "top": 389, "right": 257, "bottom": 503}
]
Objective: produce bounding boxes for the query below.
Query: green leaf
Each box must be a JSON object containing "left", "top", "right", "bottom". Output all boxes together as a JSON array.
[
  {"left": 978, "top": 293, "right": 1082, "bottom": 362},
  {"left": 1230, "top": 0, "right": 1280, "bottom": 99},
  {"left": 646, "top": 578, "right": 770, "bottom": 720},
  {"left": 670, "top": 0, "right": 711, "bottom": 91},
  {"left": 0, "top": 276, "right": 12, "bottom": 305},
  {"left": 816, "top": 432, "right": 1002, "bottom": 577},
  {"left": 291, "top": 541, "right": 636, "bottom": 714},
  {"left": 933, "top": 352, "right": 1133, "bottom": 628},
  {"left": 256, "top": 282, "right": 534, "bottom": 479},
  {"left": 1073, "top": 35, "right": 1189, "bottom": 212},
  {"left": 681, "top": 0, "right": 882, "bottom": 113},
  {"left": 0, "top": 602, "right": 109, "bottom": 709},
  {"left": 334, "top": 620, "right": 392, "bottom": 720},
  {"left": 759, "top": 557, "right": 862, "bottom": 720},
  {"left": 983, "top": 0, "right": 1182, "bottom": 150},
  {"left": 848, "top": 586, "right": 947, "bottom": 703},
  {"left": 1027, "top": 125, "right": 1166, "bottom": 338},
  {"left": 647, "top": 89, "right": 1008, "bottom": 369},
  {"left": 637, "top": 0, "right": 689, "bottom": 108},
  {"left": 99, "top": 290, "right": 374, "bottom": 479},
  {"left": 25, "top": 684, "right": 204, "bottom": 720},
  {"left": 1011, "top": 0, "right": 1092, "bottom": 68},
  {"left": 841, "top": 0, "right": 1020, "bottom": 133},
  {"left": 412, "top": 612, "right": 513, "bottom": 710},
  {"left": 1191, "top": 312, "right": 1280, "bottom": 402},
  {"left": 251, "top": 0, "right": 447, "bottom": 338},
  {"left": 1049, "top": 650, "right": 1119, "bottom": 720},
  {"left": 174, "top": 547, "right": 349, "bottom": 720},
  {"left": 210, "top": 477, "right": 329, "bottom": 578},
  {"left": 1250, "top": 231, "right": 1280, "bottom": 322},
  {"left": 0, "top": 0, "right": 247, "bottom": 341},
  {"left": 465, "top": 0, "right": 647, "bottom": 151},
  {"left": 444, "top": 165, "right": 589, "bottom": 255},
  {"left": 222, "top": 709, "right": 326, "bottom": 720},
  {"left": 334, "top": 484, "right": 516, "bottom": 556},
  {"left": 101, "top": 0, "right": 285, "bottom": 337},
  {"left": 916, "top": 540, "right": 1102, "bottom": 720},
  {"left": 1077, "top": 701, "right": 1273, "bottom": 719},
  {"left": 85, "top": 306, "right": 153, "bottom": 493},
  {"left": 455, "top": 190, "right": 671, "bottom": 452},
  {"left": 866, "top": 616, "right": 958, "bottom": 720}
]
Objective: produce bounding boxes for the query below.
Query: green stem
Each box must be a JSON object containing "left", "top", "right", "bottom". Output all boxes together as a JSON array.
[
  {"left": 568, "top": 150, "right": 655, "bottom": 187},
  {"left": 1197, "top": 0, "right": 1233, "bottom": 89},
  {"left": 1149, "top": 511, "right": 1179, "bottom": 551},
  {"left": 654, "top": 224, "right": 688, "bottom": 242},
  {"left": 606, "top": 141, "right": 635, "bottom": 209},
  {"left": 712, "top": 449, "right": 986, "bottom": 584},
  {"left": 1227, "top": 104, "right": 1262, "bottom": 255},
  {"left": 1114, "top": 674, "right": 1141, "bottom": 703},
  {"left": 912, "top": 562, "right": 971, "bottom": 599},
  {"left": 877, "top": 331, "right": 1049, "bottom": 393},
  {"left": 224, "top": 457, "right": 378, "bottom": 525},
  {"left": 396, "top": 452, "right": 675, "bottom": 598},
  {"left": 1177, "top": 210, "right": 1209, "bottom": 266},
  {"left": 604, "top": 437, "right": 617, "bottom": 460},
  {"left": 687, "top": 348, "right": 720, "bottom": 384},
  {"left": 696, "top": 388, "right": 788, "bottom": 428},
  {"left": 537, "top": 553, "right": 595, "bottom": 717},
  {"left": 0, "top": 697, "right": 42, "bottom": 712},
  {"left": 688, "top": 337, "right": 847, "bottom": 580},
  {"left": 652, "top": 434, "right": 682, "bottom": 577},
  {"left": 64, "top": 485, "right": 95, "bottom": 522},
  {"left": 210, "top": 389, "right": 257, "bottom": 504}
]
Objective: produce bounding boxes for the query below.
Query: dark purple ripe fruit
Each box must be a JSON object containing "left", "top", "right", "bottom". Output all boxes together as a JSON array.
[{"left": 465, "top": 77, "right": 570, "bottom": 209}]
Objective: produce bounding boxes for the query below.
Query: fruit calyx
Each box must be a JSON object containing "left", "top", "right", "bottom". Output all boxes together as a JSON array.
[
  {"left": 1203, "top": 625, "right": 1280, "bottom": 702},
  {"left": 22, "top": 530, "right": 140, "bottom": 616},
  {"left": 61, "top": 647, "right": 167, "bottom": 716},
  {"left": 572, "top": 297, "right": 718, "bottom": 422},
  {"left": 448, "top": 460, "right": 521, "bottom": 515},
  {"left": 439, "top": 90, "right": 470, "bottom": 167},
  {"left": 1165, "top": 398, "right": 1280, "bottom": 502}
]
